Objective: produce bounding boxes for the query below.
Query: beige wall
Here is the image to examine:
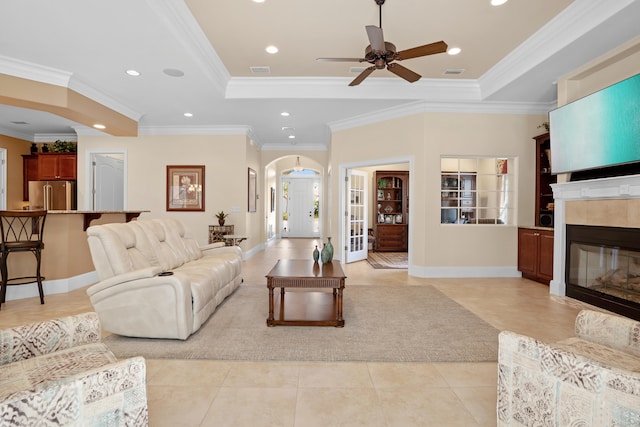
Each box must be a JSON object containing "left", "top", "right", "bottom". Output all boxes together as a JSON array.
[
  {"left": 330, "top": 112, "right": 544, "bottom": 271},
  {"left": 0, "top": 134, "right": 30, "bottom": 209},
  {"left": 78, "top": 134, "right": 250, "bottom": 247}
]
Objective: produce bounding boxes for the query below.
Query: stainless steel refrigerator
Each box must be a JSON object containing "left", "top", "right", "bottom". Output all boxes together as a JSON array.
[{"left": 28, "top": 181, "right": 76, "bottom": 210}]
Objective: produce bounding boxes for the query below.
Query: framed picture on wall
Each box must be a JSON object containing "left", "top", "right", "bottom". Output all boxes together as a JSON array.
[
  {"left": 166, "top": 165, "right": 205, "bottom": 211},
  {"left": 248, "top": 168, "right": 257, "bottom": 212}
]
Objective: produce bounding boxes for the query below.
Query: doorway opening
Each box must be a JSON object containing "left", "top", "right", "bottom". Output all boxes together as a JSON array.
[
  {"left": 88, "top": 151, "right": 126, "bottom": 210},
  {"left": 340, "top": 158, "right": 411, "bottom": 268}
]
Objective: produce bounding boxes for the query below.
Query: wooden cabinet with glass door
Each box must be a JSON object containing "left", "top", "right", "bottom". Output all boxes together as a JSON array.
[{"left": 374, "top": 171, "right": 408, "bottom": 252}]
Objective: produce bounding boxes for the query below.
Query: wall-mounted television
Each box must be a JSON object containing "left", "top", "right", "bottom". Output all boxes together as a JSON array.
[{"left": 549, "top": 72, "right": 640, "bottom": 174}]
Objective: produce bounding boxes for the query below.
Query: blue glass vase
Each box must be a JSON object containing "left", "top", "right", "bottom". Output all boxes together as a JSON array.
[
  {"left": 313, "top": 245, "right": 320, "bottom": 263},
  {"left": 320, "top": 243, "right": 330, "bottom": 264},
  {"left": 326, "top": 237, "right": 334, "bottom": 262}
]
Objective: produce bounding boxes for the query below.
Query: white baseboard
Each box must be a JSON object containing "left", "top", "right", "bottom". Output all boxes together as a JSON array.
[
  {"left": 409, "top": 265, "right": 521, "bottom": 278},
  {"left": 3, "top": 271, "right": 99, "bottom": 302}
]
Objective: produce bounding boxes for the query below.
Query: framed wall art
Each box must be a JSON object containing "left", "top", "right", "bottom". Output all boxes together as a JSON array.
[
  {"left": 166, "top": 165, "right": 205, "bottom": 211},
  {"left": 248, "top": 167, "right": 257, "bottom": 212}
]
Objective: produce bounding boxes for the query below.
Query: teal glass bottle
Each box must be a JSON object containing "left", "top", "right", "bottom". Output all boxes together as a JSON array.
[
  {"left": 320, "top": 243, "right": 330, "bottom": 264},
  {"left": 326, "top": 237, "right": 334, "bottom": 262},
  {"left": 313, "top": 245, "right": 320, "bottom": 263}
]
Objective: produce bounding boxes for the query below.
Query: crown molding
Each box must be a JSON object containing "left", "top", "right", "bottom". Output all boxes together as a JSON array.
[
  {"left": 68, "top": 75, "right": 142, "bottom": 122},
  {"left": 148, "top": 0, "right": 230, "bottom": 94},
  {"left": 328, "top": 99, "right": 553, "bottom": 133},
  {"left": 480, "top": 0, "right": 636, "bottom": 99},
  {"left": 260, "top": 143, "right": 328, "bottom": 152},
  {"left": 0, "top": 55, "right": 71, "bottom": 87},
  {"left": 34, "top": 133, "right": 77, "bottom": 143},
  {"left": 226, "top": 76, "right": 482, "bottom": 101},
  {"left": 138, "top": 125, "right": 251, "bottom": 136}
]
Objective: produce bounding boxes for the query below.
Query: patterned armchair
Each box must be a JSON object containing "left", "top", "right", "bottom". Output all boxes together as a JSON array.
[
  {"left": 498, "top": 309, "right": 640, "bottom": 426},
  {"left": 0, "top": 312, "right": 147, "bottom": 426}
]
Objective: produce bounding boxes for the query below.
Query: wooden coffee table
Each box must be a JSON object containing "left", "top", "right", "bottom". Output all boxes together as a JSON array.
[{"left": 266, "top": 259, "right": 346, "bottom": 327}]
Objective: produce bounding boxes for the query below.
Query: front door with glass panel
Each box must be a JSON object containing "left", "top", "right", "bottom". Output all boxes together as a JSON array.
[{"left": 281, "top": 176, "right": 320, "bottom": 238}]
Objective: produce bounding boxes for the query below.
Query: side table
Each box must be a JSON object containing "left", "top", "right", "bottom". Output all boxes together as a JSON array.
[{"left": 209, "top": 224, "right": 234, "bottom": 245}]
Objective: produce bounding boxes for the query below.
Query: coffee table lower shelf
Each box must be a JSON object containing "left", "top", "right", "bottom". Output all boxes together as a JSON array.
[{"left": 267, "top": 291, "right": 344, "bottom": 327}]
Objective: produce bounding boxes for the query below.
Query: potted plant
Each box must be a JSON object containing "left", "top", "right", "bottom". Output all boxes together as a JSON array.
[{"left": 215, "top": 211, "right": 229, "bottom": 226}]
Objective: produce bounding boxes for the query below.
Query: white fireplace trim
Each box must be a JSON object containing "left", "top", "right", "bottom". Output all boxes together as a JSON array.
[{"left": 550, "top": 174, "right": 640, "bottom": 296}]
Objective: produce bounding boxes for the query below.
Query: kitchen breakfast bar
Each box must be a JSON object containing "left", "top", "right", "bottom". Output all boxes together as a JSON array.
[{"left": 3, "top": 210, "right": 147, "bottom": 302}]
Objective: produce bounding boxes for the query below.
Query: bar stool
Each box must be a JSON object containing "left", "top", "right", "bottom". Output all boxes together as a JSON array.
[{"left": 0, "top": 210, "right": 47, "bottom": 309}]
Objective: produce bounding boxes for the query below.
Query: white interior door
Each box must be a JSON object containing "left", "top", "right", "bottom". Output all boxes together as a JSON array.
[
  {"left": 283, "top": 177, "right": 319, "bottom": 238},
  {"left": 91, "top": 153, "right": 125, "bottom": 210},
  {"left": 345, "top": 169, "right": 367, "bottom": 263}
]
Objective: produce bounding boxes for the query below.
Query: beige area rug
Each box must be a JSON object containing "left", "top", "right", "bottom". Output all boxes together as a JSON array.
[
  {"left": 104, "top": 285, "right": 499, "bottom": 363},
  {"left": 367, "top": 252, "right": 408, "bottom": 269}
]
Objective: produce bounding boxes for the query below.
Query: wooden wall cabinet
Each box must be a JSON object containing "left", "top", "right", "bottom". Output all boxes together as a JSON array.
[
  {"left": 21, "top": 154, "right": 39, "bottom": 201},
  {"left": 534, "top": 132, "right": 556, "bottom": 227},
  {"left": 37, "top": 153, "right": 77, "bottom": 180},
  {"left": 374, "top": 171, "right": 409, "bottom": 252},
  {"left": 518, "top": 227, "right": 554, "bottom": 285},
  {"left": 22, "top": 153, "right": 77, "bottom": 201}
]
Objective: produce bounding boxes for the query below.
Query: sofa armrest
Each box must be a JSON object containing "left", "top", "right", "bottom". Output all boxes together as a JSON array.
[
  {"left": 86, "top": 266, "right": 164, "bottom": 296},
  {"left": 498, "top": 330, "right": 640, "bottom": 426},
  {"left": 201, "top": 244, "right": 242, "bottom": 258},
  {"left": 0, "top": 356, "right": 148, "bottom": 426},
  {"left": 574, "top": 309, "right": 640, "bottom": 357},
  {"left": 0, "top": 312, "right": 102, "bottom": 365}
]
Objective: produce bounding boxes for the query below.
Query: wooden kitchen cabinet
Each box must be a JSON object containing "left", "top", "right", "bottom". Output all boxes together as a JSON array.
[
  {"left": 36, "top": 153, "right": 77, "bottom": 180},
  {"left": 22, "top": 154, "right": 39, "bottom": 200},
  {"left": 518, "top": 227, "right": 554, "bottom": 285}
]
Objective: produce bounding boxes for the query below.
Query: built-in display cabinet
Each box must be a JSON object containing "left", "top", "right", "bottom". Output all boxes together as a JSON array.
[
  {"left": 534, "top": 132, "right": 556, "bottom": 227},
  {"left": 374, "top": 171, "right": 408, "bottom": 252}
]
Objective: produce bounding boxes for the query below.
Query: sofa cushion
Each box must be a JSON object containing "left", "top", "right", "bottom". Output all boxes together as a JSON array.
[
  {"left": 0, "top": 342, "right": 117, "bottom": 401},
  {"left": 157, "top": 218, "right": 202, "bottom": 262}
]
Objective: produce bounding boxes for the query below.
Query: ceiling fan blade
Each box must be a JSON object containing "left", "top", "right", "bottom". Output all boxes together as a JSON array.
[
  {"left": 395, "top": 41, "right": 448, "bottom": 61},
  {"left": 316, "top": 57, "right": 366, "bottom": 62},
  {"left": 387, "top": 63, "right": 421, "bottom": 83},
  {"left": 365, "top": 25, "right": 385, "bottom": 53},
  {"left": 349, "top": 66, "right": 376, "bottom": 86}
]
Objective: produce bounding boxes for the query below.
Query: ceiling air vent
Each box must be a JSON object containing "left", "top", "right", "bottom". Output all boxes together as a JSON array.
[
  {"left": 10, "top": 121, "right": 29, "bottom": 125},
  {"left": 443, "top": 69, "right": 465, "bottom": 75},
  {"left": 250, "top": 66, "right": 271, "bottom": 74}
]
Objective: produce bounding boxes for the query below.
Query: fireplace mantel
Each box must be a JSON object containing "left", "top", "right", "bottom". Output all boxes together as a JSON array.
[{"left": 550, "top": 174, "right": 640, "bottom": 296}]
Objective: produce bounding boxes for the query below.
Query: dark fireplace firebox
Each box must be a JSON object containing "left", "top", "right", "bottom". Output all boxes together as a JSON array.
[{"left": 566, "top": 224, "right": 640, "bottom": 320}]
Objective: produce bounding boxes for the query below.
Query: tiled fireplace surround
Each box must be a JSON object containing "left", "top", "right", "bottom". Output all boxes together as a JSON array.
[{"left": 551, "top": 175, "right": 640, "bottom": 299}]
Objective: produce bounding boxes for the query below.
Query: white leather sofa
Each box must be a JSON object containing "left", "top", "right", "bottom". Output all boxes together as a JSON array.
[{"left": 86, "top": 218, "right": 242, "bottom": 340}]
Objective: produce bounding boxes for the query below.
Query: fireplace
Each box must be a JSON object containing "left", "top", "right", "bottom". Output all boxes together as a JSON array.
[{"left": 566, "top": 224, "right": 640, "bottom": 320}]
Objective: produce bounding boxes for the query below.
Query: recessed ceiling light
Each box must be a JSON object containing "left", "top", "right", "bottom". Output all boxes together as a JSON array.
[
  {"left": 281, "top": 112, "right": 290, "bottom": 117},
  {"left": 288, "top": 135, "right": 295, "bottom": 139},
  {"left": 163, "top": 68, "right": 185, "bottom": 77},
  {"left": 93, "top": 124, "right": 106, "bottom": 130},
  {"left": 265, "top": 45, "right": 279, "bottom": 54},
  {"left": 491, "top": 0, "right": 508, "bottom": 5},
  {"left": 184, "top": 112, "right": 193, "bottom": 117},
  {"left": 281, "top": 126, "right": 294, "bottom": 131},
  {"left": 447, "top": 47, "right": 461, "bottom": 55},
  {"left": 253, "top": 0, "right": 265, "bottom": 3},
  {"left": 125, "top": 69, "right": 141, "bottom": 77}
]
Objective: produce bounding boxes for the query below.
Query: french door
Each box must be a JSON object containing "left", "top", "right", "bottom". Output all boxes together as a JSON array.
[{"left": 345, "top": 170, "right": 367, "bottom": 263}]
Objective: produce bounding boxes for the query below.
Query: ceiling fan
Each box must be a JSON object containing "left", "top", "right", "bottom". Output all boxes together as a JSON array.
[{"left": 317, "top": 0, "right": 448, "bottom": 86}]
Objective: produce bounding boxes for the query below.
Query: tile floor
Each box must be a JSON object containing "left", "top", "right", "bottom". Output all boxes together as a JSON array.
[{"left": 0, "top": 238, "right": 592, "bottom": 426}]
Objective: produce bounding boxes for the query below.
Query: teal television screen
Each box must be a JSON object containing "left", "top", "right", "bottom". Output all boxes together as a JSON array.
[{"left": 549, "top": 73, "right": 640, "bottom": 174}]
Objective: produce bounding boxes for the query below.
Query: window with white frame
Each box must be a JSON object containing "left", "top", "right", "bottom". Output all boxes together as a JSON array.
[{"left": 440, "top": 157, "right": 514, "bottom": 225}]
